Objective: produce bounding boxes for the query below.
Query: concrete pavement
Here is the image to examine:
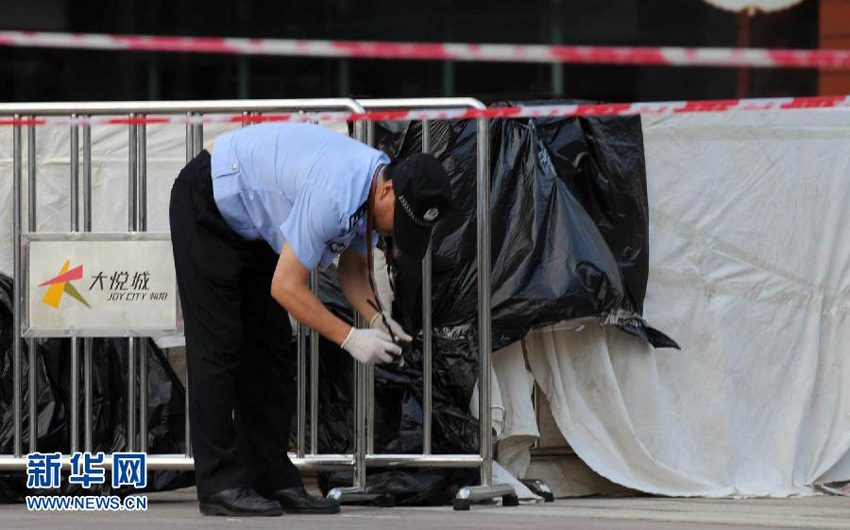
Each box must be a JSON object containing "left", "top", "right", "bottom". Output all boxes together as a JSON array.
[{"left": 1, "top": 488, "right": 849, "bottom": 529}]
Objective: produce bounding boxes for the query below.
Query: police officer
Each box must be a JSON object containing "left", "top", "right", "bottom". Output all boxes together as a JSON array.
[{"left": 169, "top": 122, "right": 453, "bottom": 517}]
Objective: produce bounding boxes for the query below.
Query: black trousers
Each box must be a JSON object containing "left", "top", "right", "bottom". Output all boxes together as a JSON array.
[{"left": 169, "top": 151, "right": 302, "bottom": 498}]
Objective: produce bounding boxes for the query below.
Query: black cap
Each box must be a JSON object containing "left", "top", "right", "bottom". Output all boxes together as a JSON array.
[{"left": 390, "top": 154, "right": 454, "bottom": 260}]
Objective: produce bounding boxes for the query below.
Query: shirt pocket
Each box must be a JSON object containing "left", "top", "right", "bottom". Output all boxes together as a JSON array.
[
  {"left": 210, "top": 133, "right": 241, "bottom": 181},
  {"left": 330, "top": 230, "right": 356, "bottom": 254}
]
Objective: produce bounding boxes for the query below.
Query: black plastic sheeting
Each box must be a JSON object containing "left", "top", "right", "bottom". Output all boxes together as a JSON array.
[
  {"left": 379, "top": 113, "right": 677, "bottom": 350},
  {"left": 0, "top": 274, "right": 193, "bottom": 502}
]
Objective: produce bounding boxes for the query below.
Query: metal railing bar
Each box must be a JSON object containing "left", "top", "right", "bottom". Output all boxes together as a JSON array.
[
  {"left": 27, "top": 120, "right": 37, "bottom": 454},
  {"left": 69, "top": 117, "right": 80, "bottom": 454},
  {"left": 0, "top": 99, "right": 369, "bottom": 116}
]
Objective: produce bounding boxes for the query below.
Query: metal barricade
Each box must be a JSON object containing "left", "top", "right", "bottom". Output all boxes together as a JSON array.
[
  {"left": 0, "top": 98, "right": 527, "bottom": 509},
  {"left": 0, "top": 99, "right": 365, "bottom": 473},
  {"left": 325, "top": 98, "right": 518, "bottom": 509}
]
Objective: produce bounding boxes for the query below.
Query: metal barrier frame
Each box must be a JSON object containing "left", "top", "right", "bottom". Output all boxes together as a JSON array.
[
  {"left": 0, "top": 99, "right": 367, "bottom": 473},
  {"left": 0, "top": 98, "right": 520, "bottom": 509}
]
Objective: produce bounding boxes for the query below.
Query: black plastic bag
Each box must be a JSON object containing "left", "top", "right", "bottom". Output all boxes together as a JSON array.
[
  {"left": 375, "top": 113, "right": 677, "bottom": 350},
  {"left": 0, "top": 273, "right": 194, "bottom": 500},
  {"left": 300, "top": 265, "right": 481, "bottom": 458}
]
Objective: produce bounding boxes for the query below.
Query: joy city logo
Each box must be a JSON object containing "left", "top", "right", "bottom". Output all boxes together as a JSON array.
[{"left": 38, "top": 260, "right": 91, "bottom": 309}]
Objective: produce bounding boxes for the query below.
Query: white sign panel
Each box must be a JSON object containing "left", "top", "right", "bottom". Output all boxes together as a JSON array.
[{"left": 24, "top": 235, "right": 178, "bottom": 336}]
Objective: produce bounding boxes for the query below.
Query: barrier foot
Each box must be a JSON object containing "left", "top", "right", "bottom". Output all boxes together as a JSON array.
[
  {"left": 453, "top": 483, "right": 517, "bottom": 511},
  {"left": 520, "top": 478, "right": 554, "bottom": 502},
  {"left": 327, "top": 486, "right": 394, "bottom": 507}
]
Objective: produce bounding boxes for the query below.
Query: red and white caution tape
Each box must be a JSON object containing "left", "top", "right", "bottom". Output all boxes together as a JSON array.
[
  {"left": 1, "top": 95, "right": 849, "bottom": 128},
  {"left": 2, "top": 30, "right": 850, "bottom": 69}
]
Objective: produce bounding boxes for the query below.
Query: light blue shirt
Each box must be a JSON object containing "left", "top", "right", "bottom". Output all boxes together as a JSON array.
[{"left": 210, "top": 123, "right": 389, "bottom": 269}]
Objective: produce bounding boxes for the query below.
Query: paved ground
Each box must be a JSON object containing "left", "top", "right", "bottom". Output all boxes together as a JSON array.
[{"left": 1, "top": 488, "right": 849, "bottom": 530}]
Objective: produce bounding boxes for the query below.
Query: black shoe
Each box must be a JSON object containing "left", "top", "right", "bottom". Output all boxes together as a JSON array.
[
  {"left": 263, "top": 486, "right": 341, "bottom": 514},
  {"left": 199, "top": 487, "right": 283, "bottom": 517}
]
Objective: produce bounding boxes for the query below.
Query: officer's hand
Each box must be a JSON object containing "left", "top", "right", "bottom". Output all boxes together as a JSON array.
[
  {"left": 341, "top": 328, "right": 401, "bottom": 364},
  {"left": 369, "top": 311, "right": 413, "bottom": 343}
]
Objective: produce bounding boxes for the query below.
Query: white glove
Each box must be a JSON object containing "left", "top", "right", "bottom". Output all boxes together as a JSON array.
[
  {"left": 369, "top": 311, "right": 413, "bottom": 343},
  {"left": 341, "top": 328, "right": 401, "bottom": 364}
]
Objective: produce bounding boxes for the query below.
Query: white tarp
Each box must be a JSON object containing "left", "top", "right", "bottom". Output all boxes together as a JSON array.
[{"left": 494, "top": 108, "right": 850, "bottom": 497}]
